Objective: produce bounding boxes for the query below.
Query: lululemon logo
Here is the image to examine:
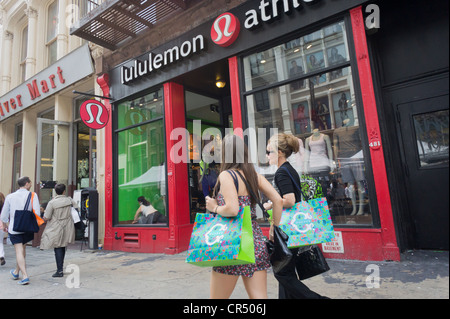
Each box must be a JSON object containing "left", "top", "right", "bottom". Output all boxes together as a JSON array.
[
  {"left": 80, "top": 99, "right": 109, "bottom": 130},
  {"left": 211, "top": 12, "right": 240, "bottom": 47}
]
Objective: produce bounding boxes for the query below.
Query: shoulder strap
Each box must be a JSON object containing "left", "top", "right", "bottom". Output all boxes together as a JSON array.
[
  {"left": 226, "top": 170, "right": 239, "bottom": 192},
  {"left": 234, "top": 170, "right": 270, "bottom": 220},
  {"left": 24, "top": 192, "right": 32, "bottom": 211},
  {"left": 31, "top": 192, "right": 35, "bottom": 213},
  {"left": 281, "top": 166, "right": 307, "bottom": 201},
  {"left": 213, "top": 170, "right": 238, "bottom": 197}
]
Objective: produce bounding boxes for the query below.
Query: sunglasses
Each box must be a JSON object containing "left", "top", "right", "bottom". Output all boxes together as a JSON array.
[{"left": 266, "top": 150, "right": 275, "bottom": 155}]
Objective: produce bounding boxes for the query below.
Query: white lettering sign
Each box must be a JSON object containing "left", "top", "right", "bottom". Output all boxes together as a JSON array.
[
  {"left": 121, "top": 35, "right": 205, "bottom": 84},
  {"left": 321, "top": 231, "right": 344, "bottom": 253}
]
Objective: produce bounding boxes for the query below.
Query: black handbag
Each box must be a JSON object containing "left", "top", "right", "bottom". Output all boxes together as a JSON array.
[
  {"left": 295, "top": 245, "right": 330, "bottom": 280},
  {"left": 13, "top": 192, "right": 39, "bottom": 233},
  {"left": 234, "top": 171, "right": 292, "bottom": 274},
  {"left": 269, "top": 225, "right": 293, "bottom": 274}
]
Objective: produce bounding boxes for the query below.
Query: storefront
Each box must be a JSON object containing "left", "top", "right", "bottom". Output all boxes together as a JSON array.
[
  {"left": 0, "top": 44, "right": 97, "bottom": 216},
  {"left": 92, "top": 0, "right": 448, "bottom": 260}
]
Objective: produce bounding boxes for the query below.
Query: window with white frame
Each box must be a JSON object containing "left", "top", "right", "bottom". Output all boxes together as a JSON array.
[
  {"left": 20, "top": 26, "right": 28, "bottom": 82},
  {"left": 47, "top": 1, "right": 59, "bottom": 65}
]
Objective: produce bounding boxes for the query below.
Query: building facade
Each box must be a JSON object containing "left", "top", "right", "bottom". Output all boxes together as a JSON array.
[
  {"left": 0, "top": 0, "right": 104, "bottom": 238},
  {"left": 3, "top": 0, "right": 448, "bottom": 261},
  {"left": 74, "top": 0, "right": 448, "bottom": 260}
]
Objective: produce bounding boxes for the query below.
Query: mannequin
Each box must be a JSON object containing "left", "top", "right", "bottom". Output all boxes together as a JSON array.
[
  {"left": 304, "top": 129, "right": 334, "bottom": 174},
  {"left": 333, "top": 119, "right": 365, "bottom": 216}
]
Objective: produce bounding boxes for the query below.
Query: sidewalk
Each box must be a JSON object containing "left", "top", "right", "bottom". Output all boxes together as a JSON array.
[{"left": 0, "top": 241, "right": 448, "bottom": 299}]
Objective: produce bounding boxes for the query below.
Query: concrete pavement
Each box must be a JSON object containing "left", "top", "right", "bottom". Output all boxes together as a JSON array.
[{"left": 0, "top": 241, "right": 448, "bottom": 299}]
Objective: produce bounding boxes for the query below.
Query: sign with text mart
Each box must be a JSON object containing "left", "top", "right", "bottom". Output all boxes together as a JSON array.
[{"left": 0, "top": 44, "right": 94, "bottom": 122}]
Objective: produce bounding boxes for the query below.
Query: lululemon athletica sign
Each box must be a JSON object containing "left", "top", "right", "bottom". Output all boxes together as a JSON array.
[
  {"left": 117, "top": 0, "right": 324, "bottom": 86},
  {"left": 211, "top": 13, "right": 241, "bottom": 47},
  {"left": 80, "top": 99, "right": 109, "bottom": 130}
]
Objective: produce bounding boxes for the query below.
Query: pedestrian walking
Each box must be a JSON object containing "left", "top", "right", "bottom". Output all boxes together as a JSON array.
[
  {"left": 205, "top": 134, "right": 283, "bottom": 299},
  {"left": 40, "top": 183, "right": 77, "bottom": 277},
  {"left": 0, "top": 192, "right": 6, "bottom": 266},
  {"left": 265, "top": 133, "right": 328, "bottom": 299},
  {"left": 0, "top": 176, "right": 40, "bottom": 285}
]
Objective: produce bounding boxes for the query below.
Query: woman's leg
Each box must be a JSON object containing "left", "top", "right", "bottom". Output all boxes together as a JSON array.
[
  {"left": 210, "top": 270, "right": 240, "bottom": 299},
  {"left": 242, "top": 270, "right": 268, "bottom": 299},
  {"left": 54, "top": 247, "right": 65, "bottom": 274}
]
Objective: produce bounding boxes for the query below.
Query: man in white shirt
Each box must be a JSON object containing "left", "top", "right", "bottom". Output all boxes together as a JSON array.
[{"left": 0, "top": 176, "right": 40, "bottom": 285}]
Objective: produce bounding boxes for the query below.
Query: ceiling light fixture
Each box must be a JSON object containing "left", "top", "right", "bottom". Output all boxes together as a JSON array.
[{"left": 216, "top": 80, "right": 226, "bottom": 88}]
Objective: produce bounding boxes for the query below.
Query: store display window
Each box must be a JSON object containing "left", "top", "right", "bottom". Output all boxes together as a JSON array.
[
  {"left": 114, "top": 88, "right": 167, "bottom": 226},
  {"left": 242, "top": 21, "right": 374, "bottom": 226}
]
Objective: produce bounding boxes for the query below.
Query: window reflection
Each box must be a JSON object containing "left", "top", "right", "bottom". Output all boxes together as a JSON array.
[
  {"left": 244, "top": 21, "right": 349, "bottom": 92},
  {"left": 413, "top": 110, "right": 449, "bottom": 167},
  {"left": 243, "top": 21, "right": 373, "bottom": 226}
]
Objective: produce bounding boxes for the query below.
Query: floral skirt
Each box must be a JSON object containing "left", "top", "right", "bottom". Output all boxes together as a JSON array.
[{"left": 213, "top": 220, "right": 270, "bottom": 278}]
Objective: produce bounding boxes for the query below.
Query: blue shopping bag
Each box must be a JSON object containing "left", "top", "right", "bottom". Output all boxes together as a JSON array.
[
  {"left": 185, "top": 206, "right": 255, "bottom": 267},
  {"left": 279, "top": 167, "right": 335, "bottom": 248},
  {"left": 279, "top": 198, "right": 335, "bottom": 248}
]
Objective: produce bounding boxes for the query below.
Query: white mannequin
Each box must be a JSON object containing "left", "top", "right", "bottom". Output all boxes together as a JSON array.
[
  {"left": 304, "top": 129, "right": 334, "bottom": 173},
  {"left": 333, "top": 120, "right": 364, "bottom": 216}
]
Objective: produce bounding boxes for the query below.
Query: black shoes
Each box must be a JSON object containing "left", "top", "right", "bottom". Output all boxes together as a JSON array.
[
  {"left": 0, "top": 257, "right": 5, "bottom": 266},
  {"left": 52, "top": 271, "right": 64, "bottom": 278}
]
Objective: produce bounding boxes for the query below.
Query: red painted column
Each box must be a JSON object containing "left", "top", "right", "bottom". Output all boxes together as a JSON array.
[
  {"left": 164, "top": 82, "right": 191, "bottom": 254},
  {"left": 350, "top": 7, "right": 400, "bottom": 261},
  {"left": 97, "top": 74, "right": 114, "bottom": 250},
  {"left": 229, "top": 56, "right": 243, "bottom": 137}
]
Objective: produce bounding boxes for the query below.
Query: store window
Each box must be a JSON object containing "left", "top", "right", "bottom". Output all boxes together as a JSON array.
[
  {"left": 243, "top": 21, "right": 374, "bottom": 226},
  {"left": 115, "top": 88, "right": 167, "bottom": 226},
  {"left": 413, "top": 110, "right": 449, "bottom": 168}
]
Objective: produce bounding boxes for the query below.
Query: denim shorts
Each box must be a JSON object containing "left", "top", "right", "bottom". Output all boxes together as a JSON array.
[{"left": 9, "top": 232, "right": 34, "bottom": 245}]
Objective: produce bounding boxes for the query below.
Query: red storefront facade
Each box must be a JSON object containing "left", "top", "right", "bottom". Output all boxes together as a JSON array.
[{"left": 80, "top": 0, "right": 448, "bottom": 261}]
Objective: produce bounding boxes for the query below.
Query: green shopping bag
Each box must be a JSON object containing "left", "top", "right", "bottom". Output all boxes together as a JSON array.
[{"left": 185, "top": 206, "right": 255, "bottom": 267}]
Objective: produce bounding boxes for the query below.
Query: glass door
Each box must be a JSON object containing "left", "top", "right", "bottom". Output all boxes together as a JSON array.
[{"left": 36, "top": 118, "right": 72, "bottom": 205}]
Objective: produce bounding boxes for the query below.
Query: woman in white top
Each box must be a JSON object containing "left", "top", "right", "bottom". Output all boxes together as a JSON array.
[
  {"left": 132, "top": 196, "right": 164, "bottom": 224},
  {"left": 305, "top": 129, "right": 334, "bottom": 173}
]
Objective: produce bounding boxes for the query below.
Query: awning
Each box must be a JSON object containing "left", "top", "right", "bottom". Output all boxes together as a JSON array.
[{"left": 70, "top": 0, "right": 191, "bottom": 50}]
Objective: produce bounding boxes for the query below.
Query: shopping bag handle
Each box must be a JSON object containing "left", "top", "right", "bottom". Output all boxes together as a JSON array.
[{"left": 23, "top": 192, "right": 32, "bottom": 211}]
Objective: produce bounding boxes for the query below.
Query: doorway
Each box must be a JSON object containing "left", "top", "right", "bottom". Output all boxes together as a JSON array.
[
  {"left": 397, "top": 94, "right": 449, "bottom": 250},
  {"left": 175, "top": 60, "right": 231, "bottom": 222},
  {"left": 36, "top": 118, "right": 72, "bottom": 205}
]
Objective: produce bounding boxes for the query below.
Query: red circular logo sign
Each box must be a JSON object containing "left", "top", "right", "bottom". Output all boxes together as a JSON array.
[
  {"left": 80, "top": 99, "right": 109, "bottom": 130},
  {"left": 211, "top": 13, "right": 241, "bottom": 47}
]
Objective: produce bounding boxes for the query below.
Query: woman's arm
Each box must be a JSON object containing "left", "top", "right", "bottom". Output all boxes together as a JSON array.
[
  {"left": 205, "top": 171, "right": 240, "bottom": 217},
  {"left": 132, "top": 206, "right": 142, "bottom": 223},
  {"left": 263, "top": 192, "right": 296, "bottom": 209},
  {"left": 282, "top": 193, "right": 296, "bottom": 208},
  {"left": 258, "top": 174, "right": 283, "bottom": 226}
]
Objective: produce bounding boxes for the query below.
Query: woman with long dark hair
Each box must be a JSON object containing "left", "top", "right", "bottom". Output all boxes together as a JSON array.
[{"left": 205, "top": 134, "right": 283, "bottom": 299}]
